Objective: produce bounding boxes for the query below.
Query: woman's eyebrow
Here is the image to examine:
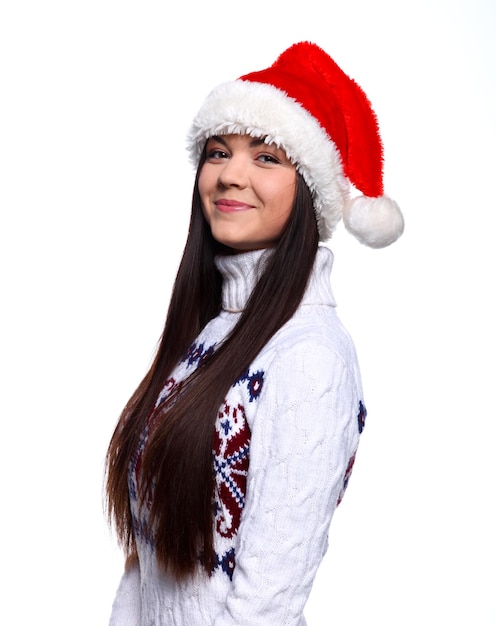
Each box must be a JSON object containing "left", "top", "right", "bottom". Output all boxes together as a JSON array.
[
  {"left": 210, "top": 135, "right": 228, "bottom": 146},
  {"left": 209, "top": 135, "right": 276, "bottom": 150},
  {"left": 249, "top": 138, "right": 267, "bottom": 147}
]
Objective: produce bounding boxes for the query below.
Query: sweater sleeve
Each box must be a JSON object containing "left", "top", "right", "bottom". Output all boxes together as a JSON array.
[
  {"left": 214, "top": 339, "right": 362, "bottom": 626},
  {"left": 108, "top": 561, "right": 141, "bottom": 626}
]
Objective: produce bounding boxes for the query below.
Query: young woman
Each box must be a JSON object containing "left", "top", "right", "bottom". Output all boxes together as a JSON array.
[{"left": 106, "top": 41, "right": 404, "bottom": 625}]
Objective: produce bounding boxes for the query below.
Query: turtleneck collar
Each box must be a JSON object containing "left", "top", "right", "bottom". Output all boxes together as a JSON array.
[{"left": 214, "top": 246, "right": 336, "bottom": 314}]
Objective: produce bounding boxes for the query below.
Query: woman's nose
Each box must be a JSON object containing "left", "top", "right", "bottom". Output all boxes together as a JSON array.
[{"left": 217, "top": 154, "right": 248, "bottom": 188}]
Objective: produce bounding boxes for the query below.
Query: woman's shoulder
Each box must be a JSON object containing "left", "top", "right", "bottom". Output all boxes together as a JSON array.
[{"left": 258, "top": 305, "right": 359, "bottom": 373}]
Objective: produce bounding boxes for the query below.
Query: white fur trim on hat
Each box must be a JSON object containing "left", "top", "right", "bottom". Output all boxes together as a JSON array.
[{"left": 187, "top": 80, "right": 349, "bottom": 241}]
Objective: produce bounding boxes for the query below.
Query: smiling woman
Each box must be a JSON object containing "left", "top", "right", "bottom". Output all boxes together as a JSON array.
[
  {"left": 105, "top": 41, "right": 404, "bottom": 626},
  {"left": 199, "top": 134, "right": 297, "bottom": 251}
]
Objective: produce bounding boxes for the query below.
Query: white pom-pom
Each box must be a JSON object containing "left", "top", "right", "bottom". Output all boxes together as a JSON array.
[{"left": 343, "top": 195, "right": 404, "bottom": 248}]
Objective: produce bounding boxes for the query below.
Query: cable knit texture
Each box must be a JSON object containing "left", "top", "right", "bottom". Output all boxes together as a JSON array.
[{"left": 109, "top": 246, "right": 365, "bottom": 626}]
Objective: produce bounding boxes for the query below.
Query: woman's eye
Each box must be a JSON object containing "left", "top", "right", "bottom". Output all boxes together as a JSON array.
[
  {"left": 206, "top": 148, "right": 229, "bottom": 160},
  {"left": 257, "top": 154, "right": 280, "bottom": 164}
]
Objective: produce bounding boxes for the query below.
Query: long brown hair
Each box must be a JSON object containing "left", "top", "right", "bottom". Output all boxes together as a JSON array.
[{"left": 105, "top": 161, "right": 319, "bottom": 579}]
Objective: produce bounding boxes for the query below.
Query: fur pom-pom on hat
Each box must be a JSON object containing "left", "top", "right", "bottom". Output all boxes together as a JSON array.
[
  {"left": 344, "top": 196, "right": 404, "bottom": 248},
  {"left": 187, "top": 41, "right": 404, "bottom": 247}
]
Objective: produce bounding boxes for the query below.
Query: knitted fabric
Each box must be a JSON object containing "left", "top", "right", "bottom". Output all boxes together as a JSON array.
[{"left": 109, "top": 247, "right": 365, "bottom": 626}]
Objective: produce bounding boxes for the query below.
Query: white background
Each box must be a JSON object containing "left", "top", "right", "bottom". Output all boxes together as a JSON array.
[{"left": 1, "top": 1, "right": 495, "bottom": 624}]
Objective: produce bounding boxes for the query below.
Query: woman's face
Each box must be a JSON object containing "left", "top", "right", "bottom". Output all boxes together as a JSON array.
[{"left": 199, "top": 134, "right": 297, "bottom": 252}]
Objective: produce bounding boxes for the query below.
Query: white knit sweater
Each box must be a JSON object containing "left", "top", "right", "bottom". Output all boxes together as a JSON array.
[{"left": 109, "top": 246, "right": 365, "bottom": 626}]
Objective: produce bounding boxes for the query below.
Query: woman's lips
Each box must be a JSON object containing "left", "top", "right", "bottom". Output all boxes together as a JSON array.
[{"left": 214, "top": 199, "right": 254, "bottom": 213}]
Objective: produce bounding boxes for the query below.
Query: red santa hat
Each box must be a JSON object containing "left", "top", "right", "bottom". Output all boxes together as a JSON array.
[{"left": 188, "top": 41, "right": 404, "bottom": 248}]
